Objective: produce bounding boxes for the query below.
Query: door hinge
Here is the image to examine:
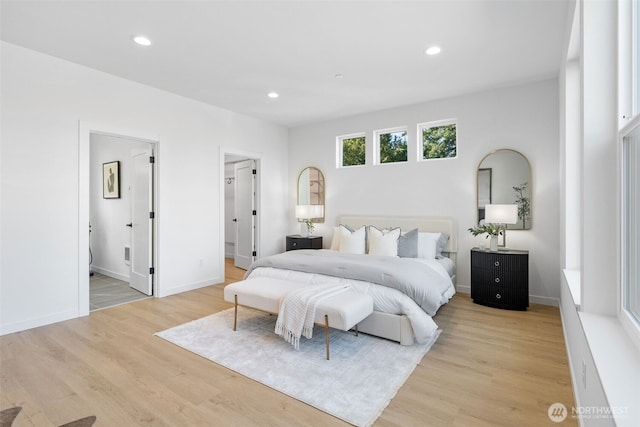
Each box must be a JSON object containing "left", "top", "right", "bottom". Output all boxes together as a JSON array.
[
  {"left": 149, "top": 211, "right": 155, "bottom": 219},
  {"left": 149, "top": 267, "right": 155, "bottom": 275},
  {"left": 252, "top": 169, "right": 257, "bottom": 175},
  {"left": 149, "top": 156, "right": 155, "bottom": 164},
  {"left": 252, "top": 251, "right": 257, "bottom": 257},
  {"left": 252, "top": 210, "right": 257, "bottom": 215}
]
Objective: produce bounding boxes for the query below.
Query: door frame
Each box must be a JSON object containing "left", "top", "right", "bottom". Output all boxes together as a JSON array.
[
  {"left": 220, "top": 147, "right": 261, "bottom": 276},
  {"left": 79, "top": 121, "right": 159, "bottom": 316}
]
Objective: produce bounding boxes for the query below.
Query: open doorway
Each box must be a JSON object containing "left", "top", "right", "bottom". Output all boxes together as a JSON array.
[
  {"left": 88, "top": 132, "right": 156, "bottom": 310},
  {"left": 224, "top": 153, "right": 259, "bottom": 271}
]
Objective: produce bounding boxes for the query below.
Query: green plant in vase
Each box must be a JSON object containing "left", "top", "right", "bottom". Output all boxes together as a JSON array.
[
  {"left": 303, "top": 219, "right": 315, "bottom": 236},
  {"left": 468, "top": 223, "right": 503, "bottom": 251},
  {"left": 467, "top": 224, "right": 503, "bottom": 238}
]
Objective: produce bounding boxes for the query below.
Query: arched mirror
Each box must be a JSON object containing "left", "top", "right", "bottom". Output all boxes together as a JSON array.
[
  {"left": 477, "top": 149, "right": 531, "bottom": 229},
  {"left": 297, "top": 167, "right": 325, "bottom": 223}
]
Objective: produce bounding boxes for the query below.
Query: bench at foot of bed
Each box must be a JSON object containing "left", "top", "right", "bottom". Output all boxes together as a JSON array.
[{"left": 223, "top": 277, "right": 374, "bottom": 360}]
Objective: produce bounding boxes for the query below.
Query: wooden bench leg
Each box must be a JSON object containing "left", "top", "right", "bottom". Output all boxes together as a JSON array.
[
  {"left": 325, "top": 314, "right": 330, "bottom": 361},
  {"left": 233, "top": 295, "right": 238, "bottom": 331}
]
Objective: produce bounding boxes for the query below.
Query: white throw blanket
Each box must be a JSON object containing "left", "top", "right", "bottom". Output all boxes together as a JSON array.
[{"left": 275, "top": 283, "right": 351, "bottom": 349}]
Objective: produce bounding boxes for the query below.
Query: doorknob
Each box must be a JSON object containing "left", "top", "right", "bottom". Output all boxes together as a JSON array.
[
  {"left": 232, "top": 218, "right": 237, "bottom": 222},
  {"left": 126, "top": 223, "right": 133, "bottom": 228}
]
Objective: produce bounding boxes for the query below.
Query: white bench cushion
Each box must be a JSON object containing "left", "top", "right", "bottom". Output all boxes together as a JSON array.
[
  {"left": 224, "top": 277, "right": 300, "bottom": 313},
  {"left": 314, "top": 291, "right": 373, "bottom": 331}
]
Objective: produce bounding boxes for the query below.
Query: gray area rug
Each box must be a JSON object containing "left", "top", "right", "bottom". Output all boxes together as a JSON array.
[{"left": 156, "top": 307, "right": 439, "bottom": 426}]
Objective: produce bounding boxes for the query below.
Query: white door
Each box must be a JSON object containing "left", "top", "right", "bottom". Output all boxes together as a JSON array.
[
  {"left": 129, "top": 148, "right": 154, "bottom": 295},
  {"left": 234, "top": 160, "right": 256, "bottom": 270}
]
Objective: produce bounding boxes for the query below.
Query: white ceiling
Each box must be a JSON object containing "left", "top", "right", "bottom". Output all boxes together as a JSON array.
[{"left": 0, "top": 0, "right": 570, "bottom": 128}]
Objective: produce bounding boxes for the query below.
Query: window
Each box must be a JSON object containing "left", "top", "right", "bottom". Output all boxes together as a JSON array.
[
  {"left": 631, "top": 1, "right": 640, "bottom": 115},
  {"left": 375, "top": 127, "right": 407, "bottom": 164},
  {"left": 622, "top": 121, "right": 640, "bottom": 326},
  {"left": 418, "top": 119, "right": 457, "bottom": 160},
  {"left": 337, "top": 134, "right": 366, "bottom": 167},
  {"left": 620, "top": 0, "right": 640, "bottom": 338}
]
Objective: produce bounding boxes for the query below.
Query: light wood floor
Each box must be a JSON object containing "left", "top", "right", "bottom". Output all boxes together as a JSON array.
[{"left": 1, "top": 259, "right": 576, "bottom": 426}]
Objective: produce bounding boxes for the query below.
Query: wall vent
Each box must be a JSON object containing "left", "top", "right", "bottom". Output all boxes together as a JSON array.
[{"left": 124, "top": 245, "right": 131, "bottom": 265}]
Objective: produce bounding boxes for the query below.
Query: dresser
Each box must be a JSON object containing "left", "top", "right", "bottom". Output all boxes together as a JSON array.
[
  {"left": 286, "top": 235, "right": 323, "bottom": 251},
  {"left": 471, "top": 248, "right": 529, "bottom": 310}
]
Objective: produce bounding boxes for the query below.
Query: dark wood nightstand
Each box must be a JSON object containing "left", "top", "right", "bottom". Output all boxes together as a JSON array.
[
  {"left": 471, "top": 248, "right": 529, "bottom": 310},
  {"left": 286, "top": 235, "right": 323, "bottom": 251}
]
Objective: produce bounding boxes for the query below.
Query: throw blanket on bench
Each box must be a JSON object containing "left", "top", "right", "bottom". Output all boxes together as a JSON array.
[{"left": 275, "top": 283, "right": 351, "bottom": 349}]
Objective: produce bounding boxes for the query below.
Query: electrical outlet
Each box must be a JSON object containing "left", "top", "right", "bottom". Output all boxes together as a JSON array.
[
  {"left": 199, "top": 258, "right": 204, "bottom": 267},
  {"left": 582, "top": 360, "right": 587, "bottom": 388}
]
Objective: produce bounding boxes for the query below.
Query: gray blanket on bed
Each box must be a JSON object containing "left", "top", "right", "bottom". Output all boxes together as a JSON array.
[{"left": 245, "top": 250, "right": 452, "bottom": 315}]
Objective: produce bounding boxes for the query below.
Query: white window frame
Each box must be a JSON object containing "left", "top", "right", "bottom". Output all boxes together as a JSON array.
[
  {"left": 620, "top": 116, "right": 640, "bottom": 347},
  {"left": 336, "top": 132, "right": 367, "bottom": 168},
  {"left": 373, "top": 126, "right": 408, "bottom": 165},
  {"left": 417, "top": 118, "right": 458, "bottom": 162},
  {"left": 619, "top": 0, "right": 640, "bottom": 348}
]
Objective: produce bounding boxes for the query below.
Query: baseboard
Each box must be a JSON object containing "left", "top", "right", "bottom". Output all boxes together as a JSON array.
[
  {"left": 456, "top": 284, "right": 470, "bottom": 294},
  {"left": 157, "top": 276, "right": 224, "bottom": 298},
  {"left": 91, "top": 266, "right": 129, "bottom": 282},
  {"left": 530, "top": 295, "right": 559, "bottom": 307},
  {"left": 0, "top": 308, "right": 78, "bottom": 336}
]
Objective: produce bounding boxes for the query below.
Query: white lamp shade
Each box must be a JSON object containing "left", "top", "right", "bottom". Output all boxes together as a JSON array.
[
  {"left": 485, "top": 204, "right": 518, "bottom": 224},
  {"left": 295, "top": 204, "right": 323, "bottom": 219}
]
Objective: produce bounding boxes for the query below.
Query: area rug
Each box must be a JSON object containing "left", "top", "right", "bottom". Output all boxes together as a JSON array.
[{"left": 155, "top": 307, "right": 439, "bottom": 426}]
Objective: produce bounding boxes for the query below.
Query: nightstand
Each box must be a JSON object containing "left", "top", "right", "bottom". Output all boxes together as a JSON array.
[
  {"left": 471, "top": 248, "right": 529, "bottom": 310},
  {"left": 286, "top": 235, "right": 323, "bottom": 251}
]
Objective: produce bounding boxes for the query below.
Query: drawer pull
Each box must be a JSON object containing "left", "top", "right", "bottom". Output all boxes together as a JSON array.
[
  {"left": 496, "top": 293, "right": 502, "bottom": 299},
  {"left": 494, "top": 277, "right": 501, "bottom": 283},
  {"left": 494, "top": 261, "right": 500, "bottom": 267}
]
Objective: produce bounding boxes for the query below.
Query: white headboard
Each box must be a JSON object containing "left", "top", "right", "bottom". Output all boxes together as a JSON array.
[{"left": 337, "top": 215, "right": 458, "bottom": 255}]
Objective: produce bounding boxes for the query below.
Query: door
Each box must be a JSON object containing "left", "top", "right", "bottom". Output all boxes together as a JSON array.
[
  {"left": 129, "top": 148, "right": 154, "bottom": 295},
  {"left": 234, "top": 159, "right": 256, "bottom": 270}
]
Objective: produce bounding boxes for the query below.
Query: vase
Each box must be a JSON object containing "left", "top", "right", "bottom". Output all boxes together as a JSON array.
[{"left": 489, "top": 235, "right": 498, "bottom": 251}]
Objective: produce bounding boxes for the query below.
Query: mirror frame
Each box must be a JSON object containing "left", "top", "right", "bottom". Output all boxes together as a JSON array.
[
  {"left": 476, "top": 149, "right": 532, "bottom": 230},
  {"left": 297, "top": 166, "right": 325, "bottom": 223}
]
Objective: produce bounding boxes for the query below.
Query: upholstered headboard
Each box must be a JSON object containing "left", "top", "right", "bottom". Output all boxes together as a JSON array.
[{"left": 336, "top": 215, "right": 458, "bottom": 257}]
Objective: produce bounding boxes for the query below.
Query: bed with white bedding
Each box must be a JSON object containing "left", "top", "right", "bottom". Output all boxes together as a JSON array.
[{"left": 244, "top": 215, "right": 457, "bottom": 345}]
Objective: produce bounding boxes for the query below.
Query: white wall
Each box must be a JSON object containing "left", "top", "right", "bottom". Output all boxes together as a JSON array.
[
  {"left": 0, "top": 42, "right": 289, "bottom": 334},
  {"left": 288, "top": 79, "right": 560, "bottom": 304}
]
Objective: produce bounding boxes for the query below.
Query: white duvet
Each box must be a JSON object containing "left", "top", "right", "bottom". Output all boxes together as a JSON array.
[{"left": 246, "top": 257, "right": 455, "bottom": 343}]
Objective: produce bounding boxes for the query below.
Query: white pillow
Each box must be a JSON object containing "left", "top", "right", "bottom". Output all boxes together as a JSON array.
[
  {"left": 330, "top": 226, "right": 341, "bottom": 251},
  {"left": 367, "top": 226, "right": 400, "bottom": 256},
  {"left": 330, "top": 224, "right": 354, "bottom": 251},
  {"left": 417, "top": 232, "right": 449, "bottom": 259},
  {"left": 339, "top": 226, "right": 366, "bottom": 254}
]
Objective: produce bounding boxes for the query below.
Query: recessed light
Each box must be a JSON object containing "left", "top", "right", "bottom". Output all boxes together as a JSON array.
[
  {"left": 425, "top": 46, "right": 441, "bottom": 56},
  {"left": 132, "top": 36, "right": 152, "bottom": 46},
  {"left": 334, "top": 73, "right": 344, "bottom": 79},
  {"left": 267, "top": 92, "right": 279, "bottom": 99}
]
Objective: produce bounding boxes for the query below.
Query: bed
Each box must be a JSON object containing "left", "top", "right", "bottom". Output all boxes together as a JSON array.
[{"left": 244, "top": 215, "right": 457, "bottom": 345}]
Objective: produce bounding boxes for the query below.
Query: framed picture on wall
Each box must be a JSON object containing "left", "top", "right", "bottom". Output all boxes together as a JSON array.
[{"left": 103, "top": 161, "right": 120, "bottom": 199}]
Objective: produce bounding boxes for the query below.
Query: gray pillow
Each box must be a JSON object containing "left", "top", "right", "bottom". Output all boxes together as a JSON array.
[{"left": 398, "top": 228, "right": 418, "bottom": 258}]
